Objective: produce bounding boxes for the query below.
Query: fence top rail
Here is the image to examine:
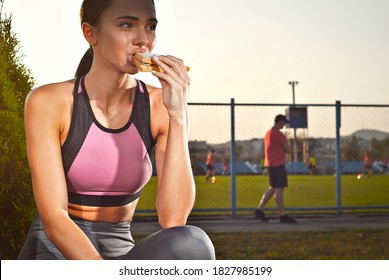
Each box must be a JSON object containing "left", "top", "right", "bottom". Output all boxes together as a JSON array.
[
  {"left": 341, "top": 104, "right": 389, "bottom": 108},
  {"left": 233, "top": 103, "right": 335, "bottom": 107},
  {"left": 188, "top": 102, "right": 389, "bottom": 108},
  {"left": 189, "top": 102, "right": 231, "bottom": 106}
]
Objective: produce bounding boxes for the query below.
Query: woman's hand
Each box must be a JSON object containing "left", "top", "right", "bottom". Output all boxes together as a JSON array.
[{"left": 151, "top": 55, "right": 190, "bottom": 120}]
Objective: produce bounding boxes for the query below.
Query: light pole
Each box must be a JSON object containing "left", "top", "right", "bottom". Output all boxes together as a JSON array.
[
  {"left": 289, "top": 81, "right": 298, "bottom": 105},
  {"left": 289, "top": 81, "right": 299, "bottom": 162}
]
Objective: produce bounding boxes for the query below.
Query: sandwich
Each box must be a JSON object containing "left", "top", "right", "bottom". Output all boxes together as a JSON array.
[{"left": 133, "top": 52, "right": 190, "bottom": 72}]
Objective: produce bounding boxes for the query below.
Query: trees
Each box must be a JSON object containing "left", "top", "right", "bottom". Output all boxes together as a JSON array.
[
  {"left": 342, "top": 135, "right": 362, "bottom": 161},
  {"left": 371, "top": 137, "right": 389, "bottom": 161},
  {"left": 0, "top": 1, "right": 36, "bottom": 259},
  {"left": 342, "top": 134, "right": 389, "bottom": 163}
]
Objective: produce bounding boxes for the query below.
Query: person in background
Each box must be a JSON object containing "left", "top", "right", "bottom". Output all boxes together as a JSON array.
[
  {"left": 362, "top": 152, "right": 373, "bottom": 178},
  {"left": 254, "top": 115, "right": 297, "bottom": 223},
  {"left": 222, "top": 157, "right": 228, "bottom": 175},
  {"left": 307, "top": 154, "right": 317, "bottom": 175},
  {"left": 205, "top": 149, "right": 216, "bottom": 182},
  {"left": 18, "top": 0, "right": 214, "bottom": 260}
]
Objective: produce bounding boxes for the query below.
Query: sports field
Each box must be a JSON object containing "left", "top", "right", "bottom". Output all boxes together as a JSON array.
[
  {"left": 135, "top": 175, "right": 389, "bottom": 215},
  {"left": 132, "top": 229, "right": 389, "bottom": 259}
]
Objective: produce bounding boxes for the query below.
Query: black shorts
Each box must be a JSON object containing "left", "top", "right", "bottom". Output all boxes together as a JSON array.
[
  {"left": 268, "top": 165, "right": 288, "bottom": 188},
  {"left": 206, "top": 164, "right": 214, "bottom": 171}
]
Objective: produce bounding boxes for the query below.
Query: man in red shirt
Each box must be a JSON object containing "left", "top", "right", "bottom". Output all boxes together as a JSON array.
[{"left": 254, "top": 115, "right": 297, "bottom": 223}]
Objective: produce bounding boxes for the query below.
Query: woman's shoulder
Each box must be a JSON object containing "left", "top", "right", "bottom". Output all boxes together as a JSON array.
[
  {"left": 143, "top": 81, "right": 162, "bottom": 97},
  {"left": 26, "top": 79, "right": 76, "bottom": 107},
  {"left": 28, "top": 79, "right": 76, "bottom": 97},
  {"left": 25, "top": 79, "right": 77, "bottom": 125},
  {"left": 141, "top": 81, "right": 169, "bottom": 137},
  {"left": 143, "top": 82, "right": 164, "bottom": 108}
]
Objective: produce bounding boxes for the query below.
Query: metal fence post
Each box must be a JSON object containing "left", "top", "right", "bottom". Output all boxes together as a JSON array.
[
  {"left": 230, "top": 98, "right": 236, "bottom": 217},
  {"left": 335, "top": 100, "right": 342, "bottom": 215}
]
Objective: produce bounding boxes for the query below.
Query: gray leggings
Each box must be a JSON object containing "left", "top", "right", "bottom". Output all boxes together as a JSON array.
[{"left": 18, "top": 216, "right": 215, "bottom": 260}]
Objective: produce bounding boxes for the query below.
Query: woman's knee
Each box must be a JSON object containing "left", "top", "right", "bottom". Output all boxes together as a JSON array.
[
  {"left": 125, "top": 225, "right": 215, "bottom": 260},
  {"left": 171, "top": 225, "right": 215, "bottom": 258}
]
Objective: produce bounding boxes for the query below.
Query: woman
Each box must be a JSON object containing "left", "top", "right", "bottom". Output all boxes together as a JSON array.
[{"left": 19, "top": 0, "right": 215, "bottom": 260}]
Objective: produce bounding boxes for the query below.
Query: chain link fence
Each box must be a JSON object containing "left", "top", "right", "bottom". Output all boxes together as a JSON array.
[{"left": 137, "top": 102, "right": 389, "bottom": 216}]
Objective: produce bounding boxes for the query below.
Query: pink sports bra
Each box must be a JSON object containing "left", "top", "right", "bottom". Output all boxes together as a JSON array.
[{"left": 61, "top": 77, "right": 156, "bottom": 207}]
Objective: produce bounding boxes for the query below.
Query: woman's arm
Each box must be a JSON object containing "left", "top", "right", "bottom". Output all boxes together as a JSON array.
[
  {"left": 151, "top": 55, "right": 196, "bottom": 228},
  {"left": 25, "top": 84, "right": 103, "bottom": 259}
]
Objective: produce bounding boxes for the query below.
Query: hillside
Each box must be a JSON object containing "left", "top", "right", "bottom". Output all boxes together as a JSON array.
[{"left": 348, "top": 129, "right": 389, "bottom": 141}]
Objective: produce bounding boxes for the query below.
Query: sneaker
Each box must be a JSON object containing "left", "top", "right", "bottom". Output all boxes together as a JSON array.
[
  {"left": 280, "top": 214, "right": 297, "bottom": 223},
  {"left": 254, "top": 209, "right": 269, "bottom": 222}
]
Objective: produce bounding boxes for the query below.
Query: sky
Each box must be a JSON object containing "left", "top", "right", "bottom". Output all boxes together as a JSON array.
[{"left": 3, "top": 0, "right": 389, "bottom": 106}]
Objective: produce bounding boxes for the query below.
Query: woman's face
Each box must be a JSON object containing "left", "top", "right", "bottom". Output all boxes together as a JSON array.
[{"left": 92, "top": 0, "right": 157, "bottom": 74}]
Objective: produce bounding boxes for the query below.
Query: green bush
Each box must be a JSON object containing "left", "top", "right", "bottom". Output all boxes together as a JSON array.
[{"left": 0, "top": 5, "right": 36, "bottom": 259}]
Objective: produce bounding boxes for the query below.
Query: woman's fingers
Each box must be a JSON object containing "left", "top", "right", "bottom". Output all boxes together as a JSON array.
[
  {"left": 151, "top": 55, "right": 191, "bottom": 117},
  {"left": 152, "top": 55, "right": 190, "bottom": 84}
]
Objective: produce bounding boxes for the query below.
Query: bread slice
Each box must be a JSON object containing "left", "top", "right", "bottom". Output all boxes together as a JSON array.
[
  {"left": 134, "top": 52, "right": 160, "bottom": 72},
  {"left": 134, "top": 52, "right": 190, "bottom": 72}
]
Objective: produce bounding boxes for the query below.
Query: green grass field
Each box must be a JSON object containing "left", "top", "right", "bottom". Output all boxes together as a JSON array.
[
  {"left": 135, "top": 175, "right": 389, "bottom": 215},
  {"left": 134, "top": 175, "right": 389, "bottom": 260},
  {"left": 206, "top": 229, "right": 389, "bottom": 259}
]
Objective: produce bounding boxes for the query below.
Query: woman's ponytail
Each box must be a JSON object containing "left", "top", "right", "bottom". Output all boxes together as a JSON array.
[{"left": 75, "top": 48, "right": 93, "bottom": 78}]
